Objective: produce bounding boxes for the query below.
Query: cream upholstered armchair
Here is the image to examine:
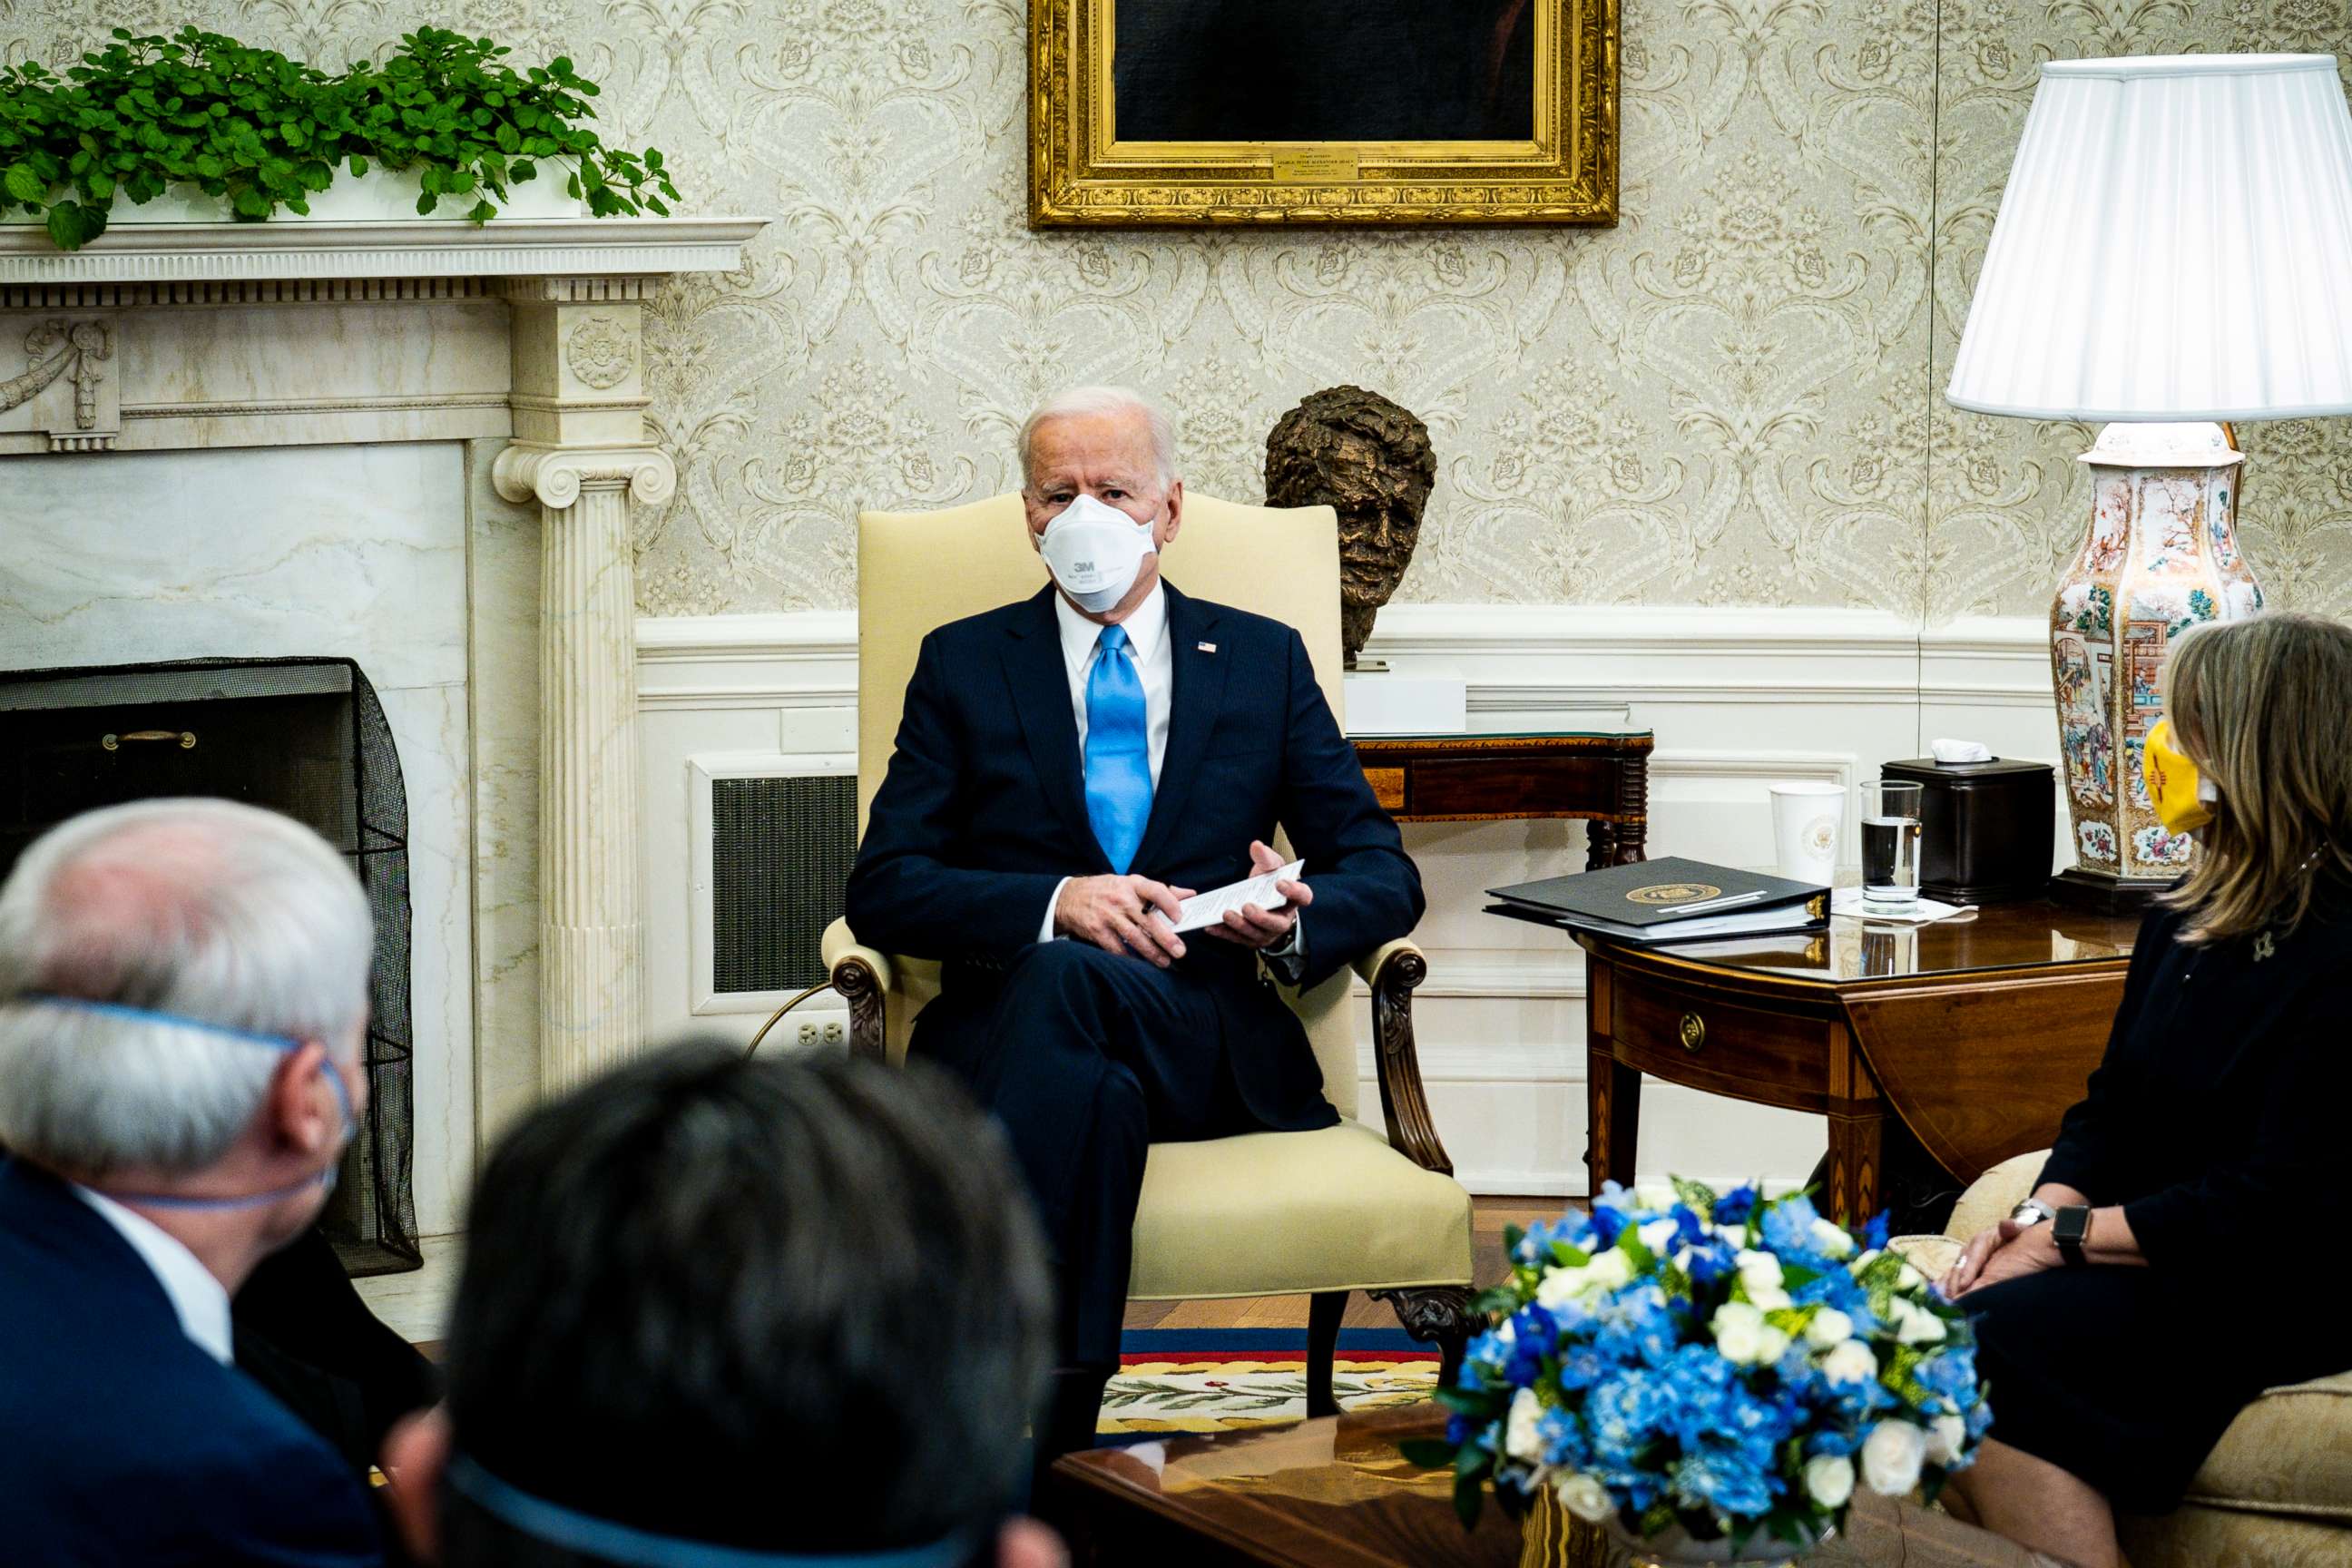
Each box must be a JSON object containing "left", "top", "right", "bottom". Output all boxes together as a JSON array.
[
  {"left": 820, "top": 492, "right": 1478, "bottom": 1409},
  {"left": 1897, "top": 1154, "right": 2352, "bottom": 1568}
]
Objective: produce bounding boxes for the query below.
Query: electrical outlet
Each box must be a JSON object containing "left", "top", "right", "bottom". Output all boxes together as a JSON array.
[
  {"left": 798, "top": 1023, "right": 819, "bottom": 1045},
  {"left": 821, "top": 1021, "right": 844, "bottom": 1045}
]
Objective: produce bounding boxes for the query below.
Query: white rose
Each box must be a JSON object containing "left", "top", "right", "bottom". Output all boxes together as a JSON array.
[
  {"left": 1587, "top": 1249, "right": 1634, "bottom": 1292},
  {"left": 1847, "top": 1248, "right": 1880, "bottom": 1274},
  {"left": 1639, "top": 1217, "right": 1681, "bottom": 1254},
  {"left": 1712, "top": 1301, "right": 1767, "bottom": 1365},
  {"left": 1634, "top": 1181, "right": 1676, "bottom": 1211},
  {"left": 1805, "top": 1308, "right": 1854, "bottom": 1348},
  {"left": 1860, "top": 1420, "right": 1927, "bottom": 1496},
  {"left": 1803, "top": 1454, "right": 1856, "bottom": 1510},
  {"left": 1505, "top": 1387, "right": 1546, "bottom": 1463},
  {"left": 1889, "top": 1298, "right": 1947, "bottom": 1346},
  {"left": 1924, "top": 1413, "right": 1968, "bottom": 1466},
  {"left": 1534, "top": 1265, "right": 1583, "bottom": 1310},
  {"left": 1716, "top": 1223, "right": 1751, "bottom": 1248},
  {"left": 1820, "top": 1338, "right": 1879, "bottom": 1386},
  {"left": 1757, "top": 1325, "right": 1792, "bottom": 1364},
  {"left": 1747, "top": 1284, "right": 1792, "bottom": 1312},
  {"left": 1809, "top": 1217, "right": 1857, "bottom": 1258},
  {"left": 1895, "top": 1261, "right": 1926, "bottom": 1293},
  {"left": 1556, "top": 1471, "right": 1616, "bottom": 1523},
  {"left": 1735, "top": 1249, "right": 1784, "bottom": 1290}
]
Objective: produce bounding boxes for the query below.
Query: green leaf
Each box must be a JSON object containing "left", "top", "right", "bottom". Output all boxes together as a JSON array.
[
  {"left": 466, "top": 196, "right": 494, "bottom": 222},
  {"left": 44, "top": 200, "right": 92, "bottom": 250},
  {"left": 1396, "top": 1438, "right": 1456, "bottom": 1470},
  {"left": 1672, "top": 1175, "right": 1719, "bottom": 1217},
  {"left": 1452, "top": 1472, "right": 1485, "bottom": 1529},
  {"left": 3, "top": 162, "right": 44, "bottom": 203}
]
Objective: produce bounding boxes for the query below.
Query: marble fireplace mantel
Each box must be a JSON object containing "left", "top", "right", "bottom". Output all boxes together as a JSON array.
[{"left": 1, "top": 215, "right": 769, "bottom": 1115}]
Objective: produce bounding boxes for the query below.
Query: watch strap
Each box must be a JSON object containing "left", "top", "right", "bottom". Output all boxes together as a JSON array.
[
  {"left": 2052, "top": 1204, "right": 2092, "bottom": 1267},
  {"left": 2009, "top": 1198, "right": 2054, "bottom": 1227}
]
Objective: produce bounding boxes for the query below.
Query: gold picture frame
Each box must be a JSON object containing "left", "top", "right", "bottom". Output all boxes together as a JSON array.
[{"left": 1029, "top": 0, "right": 1620, "bottom": 228}]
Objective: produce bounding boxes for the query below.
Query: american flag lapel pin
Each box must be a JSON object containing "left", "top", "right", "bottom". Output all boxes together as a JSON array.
[{"left": 1197, "top": 642, "right": 1217, "bottom": 653}]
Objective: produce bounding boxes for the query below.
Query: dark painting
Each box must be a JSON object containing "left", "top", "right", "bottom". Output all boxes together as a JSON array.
[{"left": 1112, "top": 0, "right": 1538, "bottom": 142}]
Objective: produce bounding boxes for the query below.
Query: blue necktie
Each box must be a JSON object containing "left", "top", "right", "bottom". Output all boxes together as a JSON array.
[{"left": 1084, "top": 624, "right": 1152, "bottom": 873}]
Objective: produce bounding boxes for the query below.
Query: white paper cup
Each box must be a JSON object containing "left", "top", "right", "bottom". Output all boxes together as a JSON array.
[{"left": 1769, "top": 782, "right": 1846, "bottom": 885}]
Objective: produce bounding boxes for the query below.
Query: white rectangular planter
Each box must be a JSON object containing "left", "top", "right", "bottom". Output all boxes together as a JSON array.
[{"left": 4, "top": 162, "right": 585, "bottom": 228}]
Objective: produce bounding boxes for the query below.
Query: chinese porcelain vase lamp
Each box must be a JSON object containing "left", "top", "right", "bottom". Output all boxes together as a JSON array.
[{"left": 1947, "top": 54, "right": 2352, "bottom": 909}]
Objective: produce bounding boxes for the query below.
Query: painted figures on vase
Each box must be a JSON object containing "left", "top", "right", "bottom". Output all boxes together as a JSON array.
[{"left": 2051, "top": 425, "right": 2263, "bottom": 887}]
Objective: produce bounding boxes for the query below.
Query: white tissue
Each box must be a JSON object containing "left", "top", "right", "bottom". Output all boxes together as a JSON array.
[{"left": 1930, "top": 738, "right": 1994, "bottom": 763}]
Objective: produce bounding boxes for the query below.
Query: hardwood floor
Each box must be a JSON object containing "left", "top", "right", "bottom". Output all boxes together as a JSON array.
[{"left": 1121, "top": 1196, "right": 1574, "bottom": 1331}]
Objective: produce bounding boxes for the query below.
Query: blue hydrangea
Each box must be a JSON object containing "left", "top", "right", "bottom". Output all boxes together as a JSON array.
[
  {"left": 1539, "top": 1406, "right": 1592, "bottom": 1470},
  {"left": 1670, "top": 1446, "right": 1778, "bottom": 1518},
  {"left": 1760, "top": 1193, "right": 1826, "bottom": 1259},
  {"left": 1713, "top": 1184, "right": 1759, "bottom": 1227}
]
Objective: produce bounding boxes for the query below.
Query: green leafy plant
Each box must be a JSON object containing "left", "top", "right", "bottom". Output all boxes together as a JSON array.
[{"left": 0, "top": 26, "right": 677, "bottom": 250}]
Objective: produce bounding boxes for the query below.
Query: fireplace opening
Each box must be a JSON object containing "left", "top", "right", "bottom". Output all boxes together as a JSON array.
[{"left": 0, "top": 657, "right": 419, "bottom": 1275}]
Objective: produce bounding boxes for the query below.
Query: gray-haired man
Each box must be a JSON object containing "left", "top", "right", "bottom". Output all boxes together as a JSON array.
[{"left": 0, "top": 799, "right": 383, "bottom": 1566}]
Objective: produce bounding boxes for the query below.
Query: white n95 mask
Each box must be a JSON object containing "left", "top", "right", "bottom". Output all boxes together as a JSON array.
[{"left": 1039, "top": 493, "right": 1158, "bottom": 614}]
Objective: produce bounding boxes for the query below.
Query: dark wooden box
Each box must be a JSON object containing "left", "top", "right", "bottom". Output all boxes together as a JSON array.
[{"left": 1882, "top": 757, "right": 2054, "bottom": 904}]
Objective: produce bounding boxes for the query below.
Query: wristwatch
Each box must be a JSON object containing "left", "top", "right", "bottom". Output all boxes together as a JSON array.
[
  {"left": 2009, "top": 1198, "right": 2055, "bottom": 1228},
  {"left": 2051, "top": 1205, "right": 2092, "bottom": 1267}
]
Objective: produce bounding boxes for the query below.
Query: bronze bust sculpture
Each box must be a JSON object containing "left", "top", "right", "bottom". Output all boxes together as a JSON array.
[{"left": 1264, "top": 386, "right": 1436, "bottom": 669}]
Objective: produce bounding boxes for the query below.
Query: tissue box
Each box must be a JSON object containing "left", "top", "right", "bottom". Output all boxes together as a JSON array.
[{"left": 1881, "top": 757, "right": 2054, "bottom": 903}]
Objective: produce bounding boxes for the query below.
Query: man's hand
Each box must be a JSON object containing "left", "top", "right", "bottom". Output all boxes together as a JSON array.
[
  {"left": 1055, "top": 875, "right": 1194, "bottom": 967},
  {"left": 1200, "top": 840, "right": 1313, "bottom": 950}
]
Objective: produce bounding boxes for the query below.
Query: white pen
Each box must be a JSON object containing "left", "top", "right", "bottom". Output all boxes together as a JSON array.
[{"left": 1661, "top": 889, "right": 1768, "bottom": 916}]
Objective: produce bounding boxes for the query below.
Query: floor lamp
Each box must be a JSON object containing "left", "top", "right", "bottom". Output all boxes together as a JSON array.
[{"left": 1947, "top": 54, "right": 2352, "bottom": 910}]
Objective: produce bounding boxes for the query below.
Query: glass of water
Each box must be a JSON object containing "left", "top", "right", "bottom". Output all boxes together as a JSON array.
[{"left": 1860, "top": 779, "right": 1925, "bottom": 912}]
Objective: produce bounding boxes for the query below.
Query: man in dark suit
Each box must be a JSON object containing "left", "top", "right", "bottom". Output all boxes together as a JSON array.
[
  {"left": 843, "top": 386, "right": 1424, "bottom": 1456},
  {"left": 0, "top": 799, "right": 384, "bottom": 1566}
]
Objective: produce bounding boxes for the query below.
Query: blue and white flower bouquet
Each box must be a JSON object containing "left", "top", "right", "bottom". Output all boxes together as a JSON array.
[{"left": 1406, "top": 1180, "right": 1990, "bottom": 1556}]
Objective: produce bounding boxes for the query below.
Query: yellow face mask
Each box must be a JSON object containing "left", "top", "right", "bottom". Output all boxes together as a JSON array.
[{"left": 2142, "top": 719, "right": 2218, "bottom": 835}]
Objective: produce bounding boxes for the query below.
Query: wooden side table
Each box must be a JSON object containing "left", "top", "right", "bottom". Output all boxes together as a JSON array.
[
  {"left": 1352, "top": 732, "right": 1653, "bottom": 869},
  {"left": 1565, "top": 903, "right": 2143, "bottom": 1222}
]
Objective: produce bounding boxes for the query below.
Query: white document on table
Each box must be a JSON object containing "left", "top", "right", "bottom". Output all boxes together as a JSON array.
[{"left": 1172, "top": 859, "right": 1305, "bottom": 933}]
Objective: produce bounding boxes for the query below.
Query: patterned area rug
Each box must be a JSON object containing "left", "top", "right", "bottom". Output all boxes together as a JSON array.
[{"left": 1101, "top": 1328, "right": 1440, "bottom": 1434}]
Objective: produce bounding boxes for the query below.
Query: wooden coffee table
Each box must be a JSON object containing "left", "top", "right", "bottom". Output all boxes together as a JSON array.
[{"left": 1050, "top": 1404, "right": 2038, "bottom": 1568}]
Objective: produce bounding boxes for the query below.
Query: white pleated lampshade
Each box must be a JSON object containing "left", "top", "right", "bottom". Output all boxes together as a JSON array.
[{"left": 1946, "top": 54, "right": 2352, "bottom": 422}]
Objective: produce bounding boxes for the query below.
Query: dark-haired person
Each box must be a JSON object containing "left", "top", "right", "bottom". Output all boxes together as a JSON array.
[
  {"left": 378, "top": 1041, "right": 1063, "bottom": 1568},
  {"left": 1939, "top": 610, "right": 2352, "bottom": 1568}
]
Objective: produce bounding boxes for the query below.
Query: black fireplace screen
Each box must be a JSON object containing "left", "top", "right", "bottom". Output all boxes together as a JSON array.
[{"left": 0, "top": 656, "right": 419, "bottom": 1275}]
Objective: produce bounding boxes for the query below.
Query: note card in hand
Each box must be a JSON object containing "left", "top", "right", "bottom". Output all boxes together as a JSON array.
[{"left": 1172, "top": 859, "right": 1305, "bottom": 934}]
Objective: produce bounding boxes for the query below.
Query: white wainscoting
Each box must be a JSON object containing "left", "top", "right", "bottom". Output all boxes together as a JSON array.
[{"left": 637, "top": 604, "right": 2059, "bottom": 1199}]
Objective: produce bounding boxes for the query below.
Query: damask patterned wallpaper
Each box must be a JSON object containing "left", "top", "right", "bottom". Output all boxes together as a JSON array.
[{"left": 10, "top": 0, "right": 2350, "bottom": 620}]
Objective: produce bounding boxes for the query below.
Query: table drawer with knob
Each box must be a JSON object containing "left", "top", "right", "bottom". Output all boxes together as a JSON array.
[{"left": 1607, "top": 967, "right": 1830, "bottom": 1108}]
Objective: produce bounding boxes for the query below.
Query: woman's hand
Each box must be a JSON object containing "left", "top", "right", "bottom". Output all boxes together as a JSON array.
[
  {"left": 1939, "top": 1224, "right": 2008, "bottom": 1298},
  {"left": 1942, "top": 1217, "right": 2064, "bottom": 1298},
  {"left": 1970, "top": 1218, "right": 2063, "bottom": 1291}
]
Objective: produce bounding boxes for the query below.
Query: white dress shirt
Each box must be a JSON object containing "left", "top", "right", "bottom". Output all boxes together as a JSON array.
[
  {"left": 1040, "top": 584, "right": 1173, "bottom": 941},
  {"left": 1034, "top": 583, "right": 1302, "bottom": 965},
  {"left": 73, "top": 1184, "right": 233, "bottom": 1365}
]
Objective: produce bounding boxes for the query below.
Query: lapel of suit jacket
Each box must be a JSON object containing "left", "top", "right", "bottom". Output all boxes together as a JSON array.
[
  {"left": 1133, "top": 583, "right": 1230, "bottom": 873},
  {"left": 1003, "top": 585, "right": 1114, "bottom": 874}
]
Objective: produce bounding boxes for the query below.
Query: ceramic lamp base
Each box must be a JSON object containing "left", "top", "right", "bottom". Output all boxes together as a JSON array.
[{"left": 2050, "top": 423, "right": 2260, "bottom": 888}]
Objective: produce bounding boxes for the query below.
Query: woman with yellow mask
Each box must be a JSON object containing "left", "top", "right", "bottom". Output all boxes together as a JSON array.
[{"left": 1934, "top": 610, "right": 2352, "bottom": 1568}]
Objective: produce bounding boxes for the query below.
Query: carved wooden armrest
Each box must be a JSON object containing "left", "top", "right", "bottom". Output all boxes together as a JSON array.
[
  {"left": 821, "top": 916, "right": 893, "bottom": 1063},
  {"left": 1355, "top": 939, "right": 1451, "bottom": 1177}
]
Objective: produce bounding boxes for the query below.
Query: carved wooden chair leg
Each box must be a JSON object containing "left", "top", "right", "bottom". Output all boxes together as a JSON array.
[
  {"left": 1369, "top": 1285, "right": 1480, "bottom": 1390},
  {"left": 1306, "top": 1290, "right": 1348, "bottom": 1419},
  {"left": 830, "top": 957, "right": 887, "bottom": 1063}
]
